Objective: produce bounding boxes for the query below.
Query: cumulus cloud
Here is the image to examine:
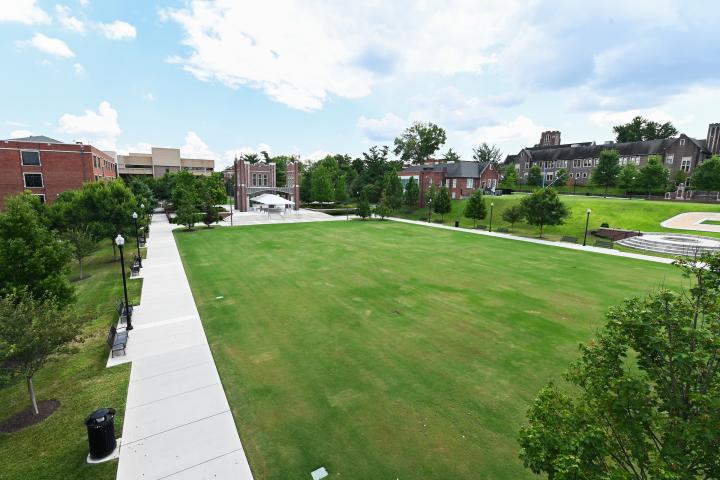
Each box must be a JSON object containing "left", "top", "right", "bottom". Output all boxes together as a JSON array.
[
  {"left": 465, "top": 116, "right": 545, "bottom": 148},
  {"left": 0, "top": 0, "right": 50, "bottom": 24},
  {"left": 96, "top": 20, "right": 136, "bottom": 40},
  {"left": 55, "top": 5, "right": 84, "bottom": 33},
  {"left": 57, "top": 101, "right": 121, "bottom": 150},
  {"left": 180, "top": 131, "right": 215, "bottom": 159},
  {"left": 21, "top": 33, "right": 75, "bottom": 58},
  {"left": 356, "top": 113, "right": 405, "bottom": 142}
]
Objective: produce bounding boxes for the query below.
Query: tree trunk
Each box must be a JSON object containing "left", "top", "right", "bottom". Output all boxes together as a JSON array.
[
  {"left": 604, "top": 184, "right": 608, "bottom": 197},
  {"left": 79, "top": 258, "right": 83, "bottom": 280},
  {"left": 27, "top": 377, "right": 39, "bottom": 415},
  {"left": 540, "top": 223, "right": 544, "bottom": 238}
]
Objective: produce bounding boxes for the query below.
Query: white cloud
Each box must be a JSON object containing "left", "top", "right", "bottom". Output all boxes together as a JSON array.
[
  {"left": 0, "top": 0, "right": 51, "bottom": 24},
  {"left": 73, "top": 63, "right": 85, "bottom": 75},
  {"left": 180, "top": 131, "right": 215, "bottom": 159},
  {"left": 221, "top": 143, "right": 273, "bottom": 169},
  {"left": 7, "top": 121, "right": 27, "bottom": 127},
  {"left": 145, "top": 92, "right": 156, "bottom": 102},
  {"left": 55, "top": 5, "right": 84, "bottom": 33},
  {"left": 96, "top": 20, "right": 136, "bottom": 40},
  {"left": 57, "top": 101, "right": 121, "bottom": 150},
  {"left": 302, "top": 150, "right": 331, "bottom": 163},
  {"left": 589, "top": 109, "right": 678, "bottom": 128},
  {"left": 21, "top": 33, "right": 75, "bottom": 58},
  {"left": 466, "top": 116, "right": 545, "bottom": 147},
  {"left": 356, "top": 113, "right": 405, "bottom": 142},
  {"left": 78, "top": 0, "right": 89, "bottom": 5},
  {"left": 10, "top": 129, "right": 34, "bottom": 138}
]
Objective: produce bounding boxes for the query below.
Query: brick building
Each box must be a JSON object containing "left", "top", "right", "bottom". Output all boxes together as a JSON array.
[
  {"left": 0, "top": 135, "right": 117, "bottom": 208},
  {"left": 226, "top": 159, "right": 301, "bottom": 211},
  {"left": 398, "top": 160, "right": 501, "bottom": 207}
]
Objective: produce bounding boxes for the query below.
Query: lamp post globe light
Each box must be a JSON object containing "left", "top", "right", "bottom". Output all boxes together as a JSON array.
[
  {"left": 132, "top": 212, "right": 142, "bottom": 267},
  {"left": 489, "top": 202, "right": 494, "bottom": 232},
  {"left": 427, "top": 197, "right": 433, "bottom": 223},
  {"left": 583, "top": 208, "right": 591, "bottom": 246},
  {"left": 115, "top": 235, "right": 132, "bottom": 330}
]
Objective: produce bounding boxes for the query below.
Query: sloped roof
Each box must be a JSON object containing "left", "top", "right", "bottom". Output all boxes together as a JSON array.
[
  {"left": 526, "top": 138, "right": 677, "bottom": 162},
  {"left": 6, "top": 135, "right": 64, "bottom": 144},
  {"left": 399, "top": 160, "right": 490, "bottom": 178}
]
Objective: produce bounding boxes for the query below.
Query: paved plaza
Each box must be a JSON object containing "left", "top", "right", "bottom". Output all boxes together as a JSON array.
[{"left": 660, "top": 211, "right": 720, "bottom": 233}]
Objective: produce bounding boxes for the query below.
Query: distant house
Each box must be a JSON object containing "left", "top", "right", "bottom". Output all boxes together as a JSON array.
[{"left": 398, "top": 160, "right": 501, "bottom": 207}]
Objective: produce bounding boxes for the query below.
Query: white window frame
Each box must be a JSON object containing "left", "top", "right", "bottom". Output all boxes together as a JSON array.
[
  {"left": 34, "top": 193, "right": 46, "bottom": 203},
  {"left": 680, "top": 157, "right": 692, "bottom": 173},
  {"left": 665, "top": 154, "right": 674, "bottom": 165},
  {"left": 23, "top": 172, "right": 44, "bottom": 188},
  {"left": 452, "top": 178, "right": 457, "bottom": 188},
  {"left": 20, "top": 150, "right": 41, "bottom": 166},
  {"left": 466, "top": 178, "right": 474, "bottom": 189},
  {"left": 679, "top": 138, "right": 686, "bottom": 146}
]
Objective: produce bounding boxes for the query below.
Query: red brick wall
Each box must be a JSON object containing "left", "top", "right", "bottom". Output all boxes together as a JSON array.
[{"left": 0, "top": 141, "right": 115, "bottom": 209}]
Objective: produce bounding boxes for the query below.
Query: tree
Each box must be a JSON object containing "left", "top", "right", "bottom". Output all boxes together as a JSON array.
[
  {"left": 433, "top": 186, "right": 452, "bottom": 221},
  {"left": 520, "top": 188, "right": 570, "bottom": 238},
  {"left": 374, "top": 194, "right": 392, "bottom": 220},
  {"left": 463, "top": 189, "right": 486, "bottom": 227},
  {"left": 357, "top": 189, "right": 371, "bottom": 220},
  {"left": 383, "top": 170, "right": 404, "bottom": 210},
  {"left": 639, "top": 155, "right": 670, "bottom": 195},
  {"left": 501, "top": 204, "right": 524, "bottom": 231},
  {"left": 501, "top": 164, "right": 518, "bottom": 188},
  {"left": 127, "top": 178, "right": 157, "bottom": 212},
  {"left": 554, "top": 168, "right": 570, "bottom": 186},
  {"left": 692, "top": 155, "right": 720, "bottom": 191},
  {"left": 176, "top": 202, "right": 199, "bottom": 230},
  {"left": 300, "top": 170, "right": 312, "bottom": 203},
  {"left": 472, "top": 143, "right": 502, "bottom": 164},
  {"left": 197, "top": 175, "right": 226, "bottom": 228},
  {"left": 0, "top": 193, "right": 74, "bottom": 304},
  {"left": 442, "top": 148, "right": 461, "bottom": 163},
  {"left": 311, "top": 166, "right": 335, "bottom": 203},
  {"left": 80, "top": 180, "right": 137, "bottom": 258},
  {"left": 590, "top": 149, "right": 621, "bottom": 196},
  {"left": 0, "top": 291, "right": 80, "bottom": 415},
  {"left": 613, "top": 115, "right": 678, "bottom": 142},
  {"left": 674, "top": 169, "right": 688, "bottom": 187},
  {"left": 335, "top": 174, "right": 348, "bottom": 204},
  {"left": 63, "top": 227, "right": 97, "bottom": 280},
  {"left": 393, "top": 122, "right": 447, "bottom": 164},
  {"left": 617, "top": 163, "right": 640, "bottom": 195},
  {"left": 519, "top": 253, "right": 720, "bottom": 480},
  {"left": 404, "top": 177, "right": 420, "bottom": 208},
  {"left": 528, "top": 165, "right": 543, "bottom": 186}
]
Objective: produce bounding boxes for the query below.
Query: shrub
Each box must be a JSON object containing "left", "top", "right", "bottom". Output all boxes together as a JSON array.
[{"left": 600, "top": 222, "right": 609, "bottom": 228}]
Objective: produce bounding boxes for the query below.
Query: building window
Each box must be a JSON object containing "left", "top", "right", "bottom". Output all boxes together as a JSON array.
[
  {"left": 665, "top": 154, "right": 674, "bottom": 165},
  {"left": 452, "top": 178, "right": 457, "bottom": 188},
  {"left": 679, "top": 138, "right": 686, "bottom": 146},
  {"left": 681, "top": 157, "right": 692, "bottom": 173},
  {"left": 467, "top": 178, "right": 474, "bottom": 189},
  {"left": 575, "top": 172, "right": 580, "bottom": 179},
  {"left": 21, "top": 150, "right": 41, "bottom": 165},
  {"left": 546, "top": 173, "right": 554, "bottom": 182},
  {"left": 582, "top": 172, "right": 588, "bottom": 178},
  {"left": 524, "top": 162, "right": 529, "bottom": 169},
  {"left": 34, "top": 194, "right": 46, "bottom": 204},
  {"left": 24, "top": 173, "right": 43, "bottom": 188}
]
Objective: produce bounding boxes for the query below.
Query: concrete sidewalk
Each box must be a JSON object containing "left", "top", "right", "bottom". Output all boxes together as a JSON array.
[{"left": 109, "top": 213, "right": 253, "bottom": 480}]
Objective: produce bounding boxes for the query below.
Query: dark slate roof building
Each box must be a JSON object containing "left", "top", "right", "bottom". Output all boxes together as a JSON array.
[{"left": 398, "top": 160, "right": 501, "bottom": 206}]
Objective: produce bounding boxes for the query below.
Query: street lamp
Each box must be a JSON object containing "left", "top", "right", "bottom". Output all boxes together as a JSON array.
[
  {"left": 132, "top": 212, "right": 142, "bottom": 267},
  {"left": 427, "top": 197, "right": 433, "bottom": 222},
  {"left": 115, "top": 235, "right": 132, "bottom": 331},
  {"left": 489, "top": 202, "right": 494, "bottom": 232},
  {"left": 583, "top": 208, "right": 591, "bottom": 246}
]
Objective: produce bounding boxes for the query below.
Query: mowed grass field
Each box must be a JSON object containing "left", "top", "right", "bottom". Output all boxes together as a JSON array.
[
  {"left": 176, "top": 221, "right": 684, "bottom": 479},
  {"left": 395, "top": 194, "right": 720, "bottom": 241}
]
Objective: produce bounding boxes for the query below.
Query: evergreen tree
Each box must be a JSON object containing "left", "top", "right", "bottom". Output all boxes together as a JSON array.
[
  {"left": 383, "top": 171, "right": 404, "bottom": 210},
  {"left": 519, "top": 188, "right": 570, "bottom": 238},
  {"left": 590, "top": 149, "right": 621, "bottom": 196},
  {"left": 404, "top": 177, "right": 420, "bottom": 207},
  {"left": 357, "top": 189, "right": 371, "bottom": 220},
  {"left": 374, "top": 195, "right": 392, "bottom": 220},
  {"left": 463, "top": 189, "right": 487, "bottom": 227},
  {"left": 472, "top": 143, "right": 502, "bottom": 164},
  {"left": 442, "top": 148, "right": 461, "bottom": 163},
  {"left": 433, "top": 186, "right": 452, "bottom": 221},
  {"left": 501, "top": 165, "right": 518, "bottom": 188}
]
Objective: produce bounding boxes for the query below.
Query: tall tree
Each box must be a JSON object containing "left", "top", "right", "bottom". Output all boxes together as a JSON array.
[
  {"left": 501, "top": 164, "right": 518, "bottom": 188},
  {"left": 300, "top": 170, "right": 313, "bottom": 203},
  {"left": 692, "top": 155, "right": 720, "bottom": 191},
  {"left": 617, "top": 163, "right": 640, "bottom": 195},
  {"left": 433, "top": 186, "right": 452, "bottom": 221},
  {"left": 81, "top": 180, "right": 137, "bottom": 258},
  {"left": 63, "top": 227, "right": 97, "bottom": 280},
  {"left": 590, "top": 149, "right": 621, "bottom": 196},
  {"left": 519, "top": 253, "right": 720, "bottom": 480},
  {"left": 520, "top": 188, "right": 570, "bottom": 238},
  {"left": 357, "top": 189, "right": 371, "bottom": 220},
  {"left": 0, "top": 193, "right": 74, "bottom": 304},
  {"left": 393, "top": 122, "right": 447, "bottom": 164},
  {"left": 374, "top": 194, "right": 392, "bottom": 220},
  {"left": 383, "top": 170, "right": 404, "bottom": 210},
  {"left": 442, "top": 148, "right": 461, "bottom": 163},
  {"left": 555, "top": 168, "right": 570, "bottom": 186},
  {"left": 335, "top": 174, "right": 348, "bottom": 204},
  {"left": 0, "top": 291, "right": 80, "bottom": 415},
  {"left": 528, "top": 165, "right": 543, "bottom": 187},
  {"left": 463, "top": 189, "right": 487, "bottom": 227},
  {"left": 472, "top": 143, "right": 502, "bottom": 164},
  {"left": 639, "top": 155, "right": 670, "bottom": 195},
  {"left": 311, "top": 166, "right": 335, "bottom": 203},
  {"left": 613, "top": 116, "right": 678, "bottom": 142},
  {"left": 404, "top": 177, "right": 420, "bottom": 208}
]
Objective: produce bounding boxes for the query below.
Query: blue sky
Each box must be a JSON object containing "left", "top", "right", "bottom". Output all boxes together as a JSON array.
[{"left": 1, "top": 0, "right": 719, "bottom": 169}]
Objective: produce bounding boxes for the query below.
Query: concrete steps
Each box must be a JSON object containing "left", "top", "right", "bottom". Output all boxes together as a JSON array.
[{"left": 617, "top": 234, "right": 720, "bottom": 256}]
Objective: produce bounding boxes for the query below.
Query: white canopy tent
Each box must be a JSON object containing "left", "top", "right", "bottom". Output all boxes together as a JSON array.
[{"left": 250, "top": 193, "right": 294, "bottom": 207}]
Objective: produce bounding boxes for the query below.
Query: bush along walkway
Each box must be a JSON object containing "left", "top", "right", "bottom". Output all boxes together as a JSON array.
[
  {"left": 109, "top": 213, "right": 254, "bottom": 480},
  {"left": 388, "top": 217, "right": 675, "bottom": 265}
]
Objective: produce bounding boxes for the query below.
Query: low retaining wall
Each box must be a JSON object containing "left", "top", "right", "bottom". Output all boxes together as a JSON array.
[{"left": 593, "top": 227, "right": 641, "bottom": 241}]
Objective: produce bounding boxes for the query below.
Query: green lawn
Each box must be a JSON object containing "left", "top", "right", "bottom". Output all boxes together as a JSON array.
[
  {"left": 0, "top": 244, "right": 142, "bottom": 480},
  {"left": 395, "top": 194, "right": 720, "bottom": 241},
  {"left": 176, "top": 221, "right": 685, "bottom": 479},
  {"left": 702, "top": 219, "right": 720, "bottom": 226}
]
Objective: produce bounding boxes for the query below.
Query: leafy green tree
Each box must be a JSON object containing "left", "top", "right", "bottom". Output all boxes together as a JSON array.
[
  {"left": 528, "top": 165, "right": 543, "bottom": 186},
  {"left": 383, "top": 171, "right": 404, "bottom": 210},
  {"left": 501, "top": 204, "right": 524, "bottom": 231},
  {"left": 674, "top": 169, "right": 688, "bottom": 187},
  {"left": 472, "top": 143, "right": 502, "bottom": 164},
  {"left": 357, "top": 189, "right": 371, "bottom": 220},
  {"left": 197, "top": 175, "right": 226, "bottom": 228},
  {"left": 692, "top": 155, "right": 720, "bottom": 191},
  {"left": 463, "top": 189, "right": 487, "bottom": 227},
  {"left": 127, "top": 178, "right": 157, "bottom": 212},
  {"left": 433, "top": 186, "right": 452, "bottom": 221},
  {"left": 0, "top": 291, "right": 80, "bottom": 415},
  {"left": 300, "top": 170, "right": 312, "bottom": 203},
  {"left": 442, "top": 148, "right": 461, "bottom": 163},
  {"left": 639, "top": 155, "right": 670, "bottom": 195},
  {"left": 374, "top": 195, "right": 392, "bottom": 220},
  {"left": 617, "top": 163, "right": 640, "bottom": 194},
  {"left": 0, "top": 193, "right": 74, "bottom": 304},
  {"left": 176, "top": 202, "right": 199, "bottom": 231},
  {"left": 335, "top": 174, "right": 348, "bottom": 204},
  {"left": 48, "top": 189, "right": 88, "bottom": 232},
  {"left": 241, "top": 152, "right": 260, "bottom": 164},
  {"left": 519, "top": 253, "right": 720, "bottom": 480},
  {"left": 311, "top": 166, "right": 335, "bottom": 203},
  {"left": 404, "top": 177, "right": 420, "bottom": 207},
  {"left": 519, "top": 188, "right": 570, "bottom": 238},
  {"left": 393, "top": 122, "right": 447, "bottom": 164},
  {"left": 555, "top": 168, "right": 570, "bottom": 186},
  {"left": 81, "top": 180, "right": 138, "bottom": 258},
  {"left": 63, "top": 227, "right": 97, "bottom": 280},
  {"left": 501, "top": 164, "right": 518, "bottom": 188},
  {"left": 613, "top": 115, "right": 679, "bottom": 142},
  {"left": 591, "top": 149, "right": 621, "bottom": 196}
]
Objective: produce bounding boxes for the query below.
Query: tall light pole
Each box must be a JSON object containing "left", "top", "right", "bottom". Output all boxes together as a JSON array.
[
  {"left": 489, "top": 202, "right": 494, "bottom": 232},
  {"left": 427, "top": 197, "right": 433, "bottom": 222},
  {"left": 583, "top": 208, "right": 591, "bottom": 246},
  {"left": 115, "top": 235, "right": 132, "bottom": 330},
  {"left": 132, "top": 212, "right": 142, "bottom": 267}
]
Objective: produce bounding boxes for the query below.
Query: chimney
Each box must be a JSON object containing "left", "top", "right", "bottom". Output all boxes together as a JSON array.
[{"left": 707, "top": 123, "right": 720, "bottom": 155}]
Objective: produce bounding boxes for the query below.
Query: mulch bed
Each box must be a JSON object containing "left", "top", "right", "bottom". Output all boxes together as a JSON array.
[{"left": 0, "top": 399, "right": 60, "bottom": 433}]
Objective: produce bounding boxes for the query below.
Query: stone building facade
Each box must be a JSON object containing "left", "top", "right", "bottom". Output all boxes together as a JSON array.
[{"left": 229, "top": 159, "right": 301, "bottom": 211}]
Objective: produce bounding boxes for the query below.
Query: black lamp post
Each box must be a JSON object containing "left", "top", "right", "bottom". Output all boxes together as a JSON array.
[
  {"left": 583, "top": 208, "right": 591, "bottom": 246},
  {"left": 489, "top": 202, "right": 494, "bottom": 232},
  {"left": 427, "top": 197, "right": 433, "bottom": 222},
  {"left": 115, "top": 235, "right": 132, "bottom": 330},
  {"left": 132, "top": 212, "right": 142, "bottom": 267}
]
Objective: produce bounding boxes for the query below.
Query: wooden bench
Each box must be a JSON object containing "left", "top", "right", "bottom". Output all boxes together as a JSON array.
[
  {"left": 116, "top": 299, "right": 133, "bottom": 322},
  {"left": 139, "top": 236, "right": 147, "bottom": 248},
  {"left": 594, "top": 240, "right": 614, "bottom": 249},
  {"left": 561, "top": 236, "right": 578, "bottom": 243},
  {"left": 107, "top": 325, "right": 128, "bottom": 357},
  {"left": 130, "top": 261, "right": 141, "bottom": 278}
]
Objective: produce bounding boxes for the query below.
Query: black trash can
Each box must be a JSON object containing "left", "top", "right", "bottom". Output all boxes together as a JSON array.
[
  {"left": 85, "top": 408, "right": 117, "bottom": 459},
  {"left": 454, "top": 221, "right": 459, "bottom": 228}
]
